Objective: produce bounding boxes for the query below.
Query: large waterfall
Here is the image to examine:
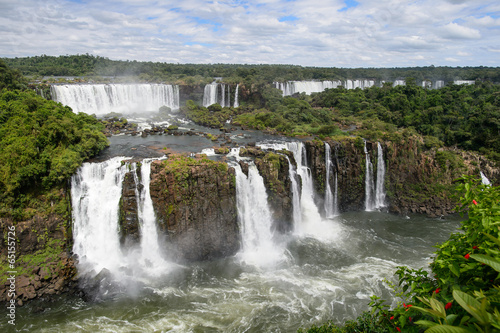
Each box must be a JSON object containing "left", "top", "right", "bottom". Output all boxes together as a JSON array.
[
  {"left": 51, "top": 83, "right": 180, "bottom": 115},
  {"left": 71, "top": 156, "right": 129, "bottom": 277},
  {"left": 234, "top": 163, "right": 283, "bottom": 266},
  {"left": 71, "top": 157, "right": 171, "bottom": 282}
]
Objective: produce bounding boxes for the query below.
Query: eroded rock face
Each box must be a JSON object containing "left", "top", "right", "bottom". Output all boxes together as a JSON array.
[
  {"left": 118, "top": 170, "right": 140, "bottom": 246},
  {"left": 253, "top": 151, "right": 295, "bottom": 233},
  {"left": 149, "top": 155, "right": 239, "bottom": 262}
]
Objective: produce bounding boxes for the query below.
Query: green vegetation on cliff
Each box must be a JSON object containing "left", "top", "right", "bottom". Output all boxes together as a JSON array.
[{"left": 0, "top": 84, "right": 108, "bottom": 220}]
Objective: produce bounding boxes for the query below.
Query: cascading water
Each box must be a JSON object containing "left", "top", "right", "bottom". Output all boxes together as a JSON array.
[
  {"left": 286, "top": 155, "right": 302, "bottom": 226},
  {"left": 51, "top": 83, "right": 180, "bottom": 115},
  {"left": 324, "top": 142, "right": 335, "bottom": 218},
  {"left": 71, "top": 156, "right": 129, "bottom": 276},
  {"left": 481, "top": 171, "right": 491, "bottom": 186},
  {"left": 203, "top": 82, "right": 218, "bottom": 107},
  {"left": 234, "top": 163, "right": 283, "bottom": 266},
  {"left": 374, "top": 142, "right": 386, "bottom": 209},
  {"left": 71, "top": 157, "right": 172, "bottom": 282},
  {"left": 364, "top": 141, "right": 375, "bottom": 211},
  {"left": 234, "top": 84, "right": 239, "bottom": 107},
  {"left": 135, "top": 159, "right": 170, "bottom": 275}
]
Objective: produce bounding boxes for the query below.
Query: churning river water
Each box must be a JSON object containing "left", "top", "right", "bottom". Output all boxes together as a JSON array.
[{"left": 8, "top": 211, "right": 459, "bottom": 332}]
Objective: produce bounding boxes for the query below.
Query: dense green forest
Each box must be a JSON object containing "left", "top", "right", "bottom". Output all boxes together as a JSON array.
[
  {"left": 181, "top": 80, "right": 500, "bottom": 162},
  {"left": 3, "top": 54, "right": 500, "bottom": 84},
  {"left": 0, "top": 59, "right": 109, "bottom": 220}
]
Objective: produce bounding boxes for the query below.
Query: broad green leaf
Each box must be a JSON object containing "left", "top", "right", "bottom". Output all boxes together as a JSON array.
[
  {"left": 470, "top": 254, "right": 500, "bottom": 273},
  {"left": 426, "top": 325, "right": 473, "bottom": 333},
  {"left": 446, "top": 314, "right": 459, "bottom": 326},
  {"left": 450, "top": 263, "right": 460, "bottom": 277},
  {"left": 414, "top": 319, "right": 438, "bottom": 327},
  {"left": 453, "top": 290, "right": 488, "bottom": 324},
  {"left": 413, "top": 305, "right": 446, "bottom": 319}
]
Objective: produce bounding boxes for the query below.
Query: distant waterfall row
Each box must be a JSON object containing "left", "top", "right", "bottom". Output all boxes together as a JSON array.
[
  {"left": 203, "top": 83, "right": 239, "bottom": 108},
  {"left": 51, "top": 84, "right": 180, "bottom": 115},
  {"left": 274, "top": 79, "right": 475, "bottom": 96}
]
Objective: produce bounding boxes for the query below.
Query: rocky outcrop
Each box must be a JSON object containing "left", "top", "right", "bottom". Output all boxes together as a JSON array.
[
  {"left": 118, "top": 169, "right": 140, "bottom": 246},
  {"left": 304, "top": 136, "right": 500, "bottom": 217},
  {"left": 306, "top": 138, "right": 367, "bottom": 212},
  {"left": 149, "top": 155, "right": 239, "bottom": 261},
  {"left": 0, "top": 187, "right": 78, "bottom": 305}
]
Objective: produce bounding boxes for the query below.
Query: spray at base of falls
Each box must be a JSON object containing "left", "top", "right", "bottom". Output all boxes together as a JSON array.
[{"left": 481, "top": 171, "right": 491, "bottom": 186}]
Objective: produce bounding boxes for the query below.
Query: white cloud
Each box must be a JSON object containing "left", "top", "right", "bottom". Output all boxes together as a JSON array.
[
  {"left": 0, "top": 0, "right": 498, "bottom": 67},
  {"left": 441, "top": 22, "right": 481, "bottom": 39}
]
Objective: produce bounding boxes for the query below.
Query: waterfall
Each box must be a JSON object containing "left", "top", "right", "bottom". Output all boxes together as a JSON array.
[
  {"left": 226, "top": 85, "right": 231, "bottom": 107},
  {"left": 136, "top": 159, "right": 169, "bottom": 274},
  {"left": 234, "top": 163, "right": 281, "bottom": 266},
  {"left": 374, "top": 142, "right": 386, "bottom": 209},
  {"left": 234, "top": 84, "right": 239, "bottom": 107},
  {"left": 480, "top": 171, "right": 491, "bottom": 186},
  {"left": 333, "top": 172, "right": 339, "bottom": 217},
  {"left": 71, "top": 157, "right": 171, "bottom": 281},
  {"left": 71, "top": 157, "right": 129, "bottom": 276},
  {"left": 286, "top": 156, "right": 302, "bottom": 225},
  {"left": 221, "top": 84, "right": 226, "bottom": 108},
  {"left": 364, "top": 141, "right": 375, "bottom": 211},
  {"left": 285, "top": 142, "right": 324, "bottom": 235},
  {"left": 324, "top": 142, "right": 335, "bottom": 218},
  {"left": 203, "top": 82, "right": 218, "bottom": 107},
  {"left": 51, "top": 83, "right": 179, "bottom": 115}
]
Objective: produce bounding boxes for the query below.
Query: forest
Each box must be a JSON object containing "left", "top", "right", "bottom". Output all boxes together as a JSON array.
[
  {"left": 3, "top": 54, "right": 500, "bottom": 84},
  {"left": 0, "top": 59, "right": 109, "bottom": 220}
]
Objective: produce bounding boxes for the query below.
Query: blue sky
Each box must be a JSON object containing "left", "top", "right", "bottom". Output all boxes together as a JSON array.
[{"left": 0, "top": 0, "right": 499, "bottom": 67}]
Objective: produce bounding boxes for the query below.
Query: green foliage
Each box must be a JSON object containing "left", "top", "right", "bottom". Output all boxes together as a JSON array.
[
  {"left": 0, "top": 58, "right": 28, "bottom": 90},
  {"left": 0, "top": 89, "right": 108, "bottom": 218}
]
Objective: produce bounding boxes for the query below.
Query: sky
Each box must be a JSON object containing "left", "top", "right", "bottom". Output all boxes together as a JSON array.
[{"left": 0, "top": 0, "right": 499, "bottom": 67}]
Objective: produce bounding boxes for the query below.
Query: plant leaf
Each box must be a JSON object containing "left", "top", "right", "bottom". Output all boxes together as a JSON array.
[
  {"left": 470, "top": 254, "right": 500, "bottom": 273},
  {"left": 425, "top": 325, "right": 473, "bottom": 333}
]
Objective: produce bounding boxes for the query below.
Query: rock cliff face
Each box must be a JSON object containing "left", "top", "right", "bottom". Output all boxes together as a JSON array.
[
  {"left": 149, "top": 155, "right": 239, "bottom": 261},
  {"left": 0, "top": 188, "right": 77, "bottom": 305},
  {"left": 118, "top": 169, "right": 140, "bottom": 246},
  {"left": 303, "top": 137, "right": 500, "bottom": 217}
]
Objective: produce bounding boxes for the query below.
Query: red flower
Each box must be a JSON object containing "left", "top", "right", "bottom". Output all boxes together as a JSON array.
[
  {"left": 435, "top": 288, "right": 441, "bottom": 294},
  {"left": 473, "top": 246, "right": 478, "bottom": 250},
  {"left": 390, "top": 316, "right": 394, "bottom": 320},
  {"left": 472, "top": 199, "right": 478, "bottom": 205},
  {"left": 465, "top": 253, "right": 470, "bottom": 259},
  {"left": 409, "top": 317, "right": 412, "bottom": 322},
  {"left": 397, "top": 328, "right": 401, "bottom": 332},
  {"left": 445, "top": 302, "right": 452, "bottom": 310}
]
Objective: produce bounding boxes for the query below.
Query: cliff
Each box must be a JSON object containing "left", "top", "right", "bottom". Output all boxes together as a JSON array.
[
  {"left": 149, "top": 155, "right": 239, "bottom": 261},
  {"left": 0, "top": 187, "right": 77, "bottom": 305},
  {"left": 304, "top": 136, "right": 499, "bottom": 217}
]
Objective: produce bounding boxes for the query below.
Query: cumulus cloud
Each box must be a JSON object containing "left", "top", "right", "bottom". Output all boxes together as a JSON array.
[
  {"left": 0, "top": 0, "right": 497, "bottom": 67},
  {"left": 441, "top": 22, "right": 481, "bottom": 39}
]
